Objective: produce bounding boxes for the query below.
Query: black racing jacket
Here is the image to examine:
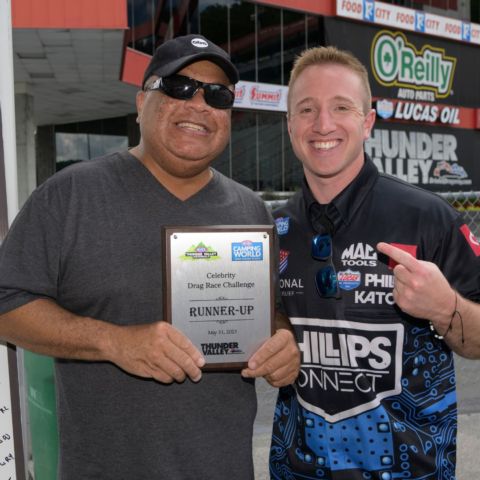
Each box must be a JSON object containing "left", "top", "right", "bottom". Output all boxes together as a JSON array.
[{"left": 270, "top": 156, "right": 480, "bottom": 480}]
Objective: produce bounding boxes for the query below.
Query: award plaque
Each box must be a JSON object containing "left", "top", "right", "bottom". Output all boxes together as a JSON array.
[{"left": 163, "top": 226, "right": 275, "bottom": 370}]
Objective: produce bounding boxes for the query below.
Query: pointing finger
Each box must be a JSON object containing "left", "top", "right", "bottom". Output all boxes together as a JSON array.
[{"left": 377, "top": 242, "right": 419, "bottom": 273}]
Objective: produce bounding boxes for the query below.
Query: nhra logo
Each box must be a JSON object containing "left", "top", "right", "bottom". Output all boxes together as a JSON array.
[
  {"left": 201, "top": 342, "right": 244, "bottom": 356},
  {"left": 293, "top": 318, "right": 404, "bottom": 422},
  {"left": 231, "top": 240, "right": 263, "bottom": 261},
  {"left": 275, "top": 217, "right": 290, "bottom": 235},
  {"left": 341, "top": 243, "right": 377, "bottom": 267}
]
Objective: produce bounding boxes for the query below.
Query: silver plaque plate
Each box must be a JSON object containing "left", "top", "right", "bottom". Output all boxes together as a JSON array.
[{"left": 163, "top": 226, "right": 274, "bottom": 370}]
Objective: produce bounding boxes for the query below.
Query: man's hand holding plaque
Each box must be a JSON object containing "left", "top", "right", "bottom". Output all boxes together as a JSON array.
[{"left": 241, "top": 320, "right": 300, "bottom": 387}]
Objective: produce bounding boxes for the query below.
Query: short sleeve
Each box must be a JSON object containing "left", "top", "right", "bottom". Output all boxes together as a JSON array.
[
  {"left": 431, "top": 215, "right": 480, "bottom": 302},
  {"left": 0, "top": 184, "right": 62, "bottom": 314}
]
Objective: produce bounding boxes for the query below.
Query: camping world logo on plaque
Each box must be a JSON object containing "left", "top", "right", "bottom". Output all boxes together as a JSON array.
[{"left": 231, "top": 240, "right": 263, "bottom": 261}]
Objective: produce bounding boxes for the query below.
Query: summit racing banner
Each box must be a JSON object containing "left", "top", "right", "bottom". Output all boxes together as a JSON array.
[
  {"left": 234, "top": 80, "right": 288, "bottom": 112},
  {"left": 365, "top": 122, "right": 480, "bottom": 192}
]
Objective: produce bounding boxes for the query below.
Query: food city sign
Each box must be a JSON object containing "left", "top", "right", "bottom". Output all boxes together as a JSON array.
[
  {"left": 337, "top": 0, "right": 480, "bottom": 45},
  {"left": 371, "top": 30, "right": 456, "bottom": 99}
]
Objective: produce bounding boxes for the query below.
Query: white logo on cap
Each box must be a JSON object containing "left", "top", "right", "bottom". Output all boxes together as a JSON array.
[{"left": 191, "top": 38, "right": 209, "bottom": 48}]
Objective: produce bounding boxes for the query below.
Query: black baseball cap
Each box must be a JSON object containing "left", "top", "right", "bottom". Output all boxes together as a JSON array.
[{"left": 142, "top": 34, "right": 239, "bottom": 89}]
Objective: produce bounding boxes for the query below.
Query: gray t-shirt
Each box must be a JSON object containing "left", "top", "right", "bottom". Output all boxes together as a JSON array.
[{"left": 0, "top": 151, "right": 274, "bottom": 479}]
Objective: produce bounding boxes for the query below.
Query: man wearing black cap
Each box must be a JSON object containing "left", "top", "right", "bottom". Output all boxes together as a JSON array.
[{"left": 0, "top": 34, "right": 299, "bottom": 479}]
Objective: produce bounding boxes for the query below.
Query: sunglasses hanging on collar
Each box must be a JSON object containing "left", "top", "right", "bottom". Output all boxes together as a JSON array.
[{"left": 309, "top": 204, "right": 339, "bottom": 299}]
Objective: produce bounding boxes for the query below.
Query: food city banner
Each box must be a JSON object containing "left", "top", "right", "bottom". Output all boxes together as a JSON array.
[
  {"left": 336, "top": 0, "right": 480, "bottom": 45},
  {"left": 324, "top": 16, "right": 480, "bottom": 191},
  {"left": 0, "top": 0, "right": 25, "bottom": 478}
]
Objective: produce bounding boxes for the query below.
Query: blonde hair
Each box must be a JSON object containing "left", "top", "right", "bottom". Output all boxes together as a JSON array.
[{"left": 287, "top": 46, "right": 372, "bottom": 115}]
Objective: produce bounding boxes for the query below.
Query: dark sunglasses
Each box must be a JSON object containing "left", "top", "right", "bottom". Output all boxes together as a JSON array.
[
  {"left": 311, "top": 234, "right": 339, "bottom": 298},
  {"left": 146, "top": 74, "right": 235, "bottom": 109}
]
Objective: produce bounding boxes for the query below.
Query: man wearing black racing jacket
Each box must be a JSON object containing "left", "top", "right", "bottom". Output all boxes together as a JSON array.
[{"left": 270, "top": 45, "right": 480, "bottom": 480}]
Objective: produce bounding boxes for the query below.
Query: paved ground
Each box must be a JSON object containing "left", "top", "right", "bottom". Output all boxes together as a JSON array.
[{"left": 253, "top": 354, "right": 480, "bottom": 479}]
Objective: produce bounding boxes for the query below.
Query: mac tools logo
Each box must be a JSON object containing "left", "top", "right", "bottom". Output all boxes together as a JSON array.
[
  {"left": 341, "top": 243, "right": 377, "bottom": 267},
  {"left": 292, "top": 318, "right": 404, "bottom": 422},
  {"left": 371, "top": 30, "right": 456, "bottom": 99}
]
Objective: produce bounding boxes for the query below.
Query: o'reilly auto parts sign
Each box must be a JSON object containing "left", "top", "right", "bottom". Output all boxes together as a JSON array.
[{"left": 371, "top": 30, "right": 456, "bottom": 99}]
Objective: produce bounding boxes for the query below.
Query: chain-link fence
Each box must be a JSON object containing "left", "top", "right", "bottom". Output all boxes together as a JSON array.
[
  {"left": 266, "top": 191, "right": 480, "bottom": 240},
  {"left": 439, "top": 191, "right": 480, "bottom": 239}
]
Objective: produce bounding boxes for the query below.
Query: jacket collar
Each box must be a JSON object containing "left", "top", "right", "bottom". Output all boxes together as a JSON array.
[{"left": 302, "top": 154, "right": 379, "bottom": 234}]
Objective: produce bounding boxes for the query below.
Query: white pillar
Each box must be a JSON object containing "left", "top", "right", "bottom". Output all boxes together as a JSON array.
[
  {"left": 14, "top": 83, "right": 36, "bottom": 208},
  {"left": 0, "top": 0, "right": 18, "bottom": 223},
  {"left": 0, "top": 2, "right": 27, "bottom": 478}
]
